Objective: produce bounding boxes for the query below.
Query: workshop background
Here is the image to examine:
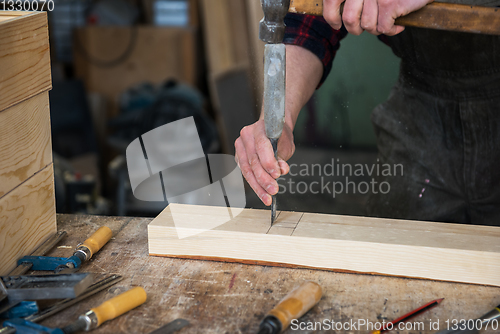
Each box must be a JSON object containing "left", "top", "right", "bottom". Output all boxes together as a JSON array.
[{"left": 48, "top": 0, "right": 400, "bottom": 217}]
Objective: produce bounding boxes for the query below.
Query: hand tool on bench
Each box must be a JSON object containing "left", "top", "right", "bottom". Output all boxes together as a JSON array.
[
  {"left": 1, "top": 274, "right": 93, "bottom": 302},
  {"left": 9, "top": 232, "right": 67, "bottom": 276},
  {"left": 148, "top": 319, "right": 190, "bottom": 334},
  {"left": 1, "top": 231, "right": 68, "bottom": 317},
  {"left": 258, "top": 281, "right": 322, "bottom": 334},
  {"left": 288, "top": 0, "right": 500, "bottom": 35},
  {"left": 0, "top": 273, "right": 94, "bottom": 318},
  {"left": 3, "top": 285, "right": 146, "bottom": 334},
  {"left": 0, "top": 275, "right": 123, "bottom": 334},
  {"left": 436, "top": 303, "right": 500, "bottom": 334},
  {"left": 370, "top": 298, "right": 443, "bottom": 334},
  {"left": 16, "top": 227, "right": 112, "bottom": 274},
  {"left": 260, "top": 0, "right": 289, "bottom": 225}
]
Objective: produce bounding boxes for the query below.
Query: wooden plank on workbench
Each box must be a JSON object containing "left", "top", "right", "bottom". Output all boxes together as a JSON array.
[
  {"left": 148, "top": 203, "right": 500, "bottom": 287},
  {"left": 0, "top": 164, "right": 56, "bottom": 275},
  {"left": 0, "top": 11, "right": 25, "bottom": 23},
  {"left": 0, "top": 11, "right": 51, "bottom": 112},
  {"left": 0, "top": 92, "right": 52, "bottom": 198},
  {"left": 42, "top": 214, "right": 500, "bottom": 334}
]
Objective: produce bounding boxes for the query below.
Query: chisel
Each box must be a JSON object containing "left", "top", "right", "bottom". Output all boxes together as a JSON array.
[
  {"left": 56, "top": 226, "right": 113, "bottom": 273},
  {"left": 3, "top": 286, "right": 147, "bottom": 334},
  {"left": 260, "top": 0, "right": 288, "bottom": 225},
  {"left": 258, "top": 281, "right": 322, "bottom": 334},
  {"left": 436, "top": 304, "right": 500, "bottom": 334}
]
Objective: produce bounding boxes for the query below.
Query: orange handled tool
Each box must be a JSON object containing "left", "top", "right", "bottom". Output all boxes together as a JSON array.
[
  {"left": 258, "top": 281, "right": 322, "bottom": 334},
  {"left": 56, "top": 226, "right": 113, "bottom": 273},
  {"left": 77, "top": 226, "right": 113, "bottom": 260},
  {"left": 61, "top": 287, "right": 147, "bottom": 333}
]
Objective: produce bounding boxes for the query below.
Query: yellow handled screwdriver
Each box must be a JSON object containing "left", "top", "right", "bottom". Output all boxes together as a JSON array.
[
  {"left": 56, "top": 226, "right": 113, "bottom": 273},
  {"left": 258, "top": 281, "right": 322, "bottom": 334},
  {"left": 61, "top": 287, "right": 147, "bottom": 333}
]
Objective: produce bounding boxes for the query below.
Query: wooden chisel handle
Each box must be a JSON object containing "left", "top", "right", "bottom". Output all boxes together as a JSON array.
[
  {"left": 62, "top": 287, "right": 147, "bottom": 333},
  {"left": 90, "top": 287, "right": 147, "bottom": 327},
  {"left": 288, "top": 1, "right": 500, "bottom": 35},
  {"left": 77, "top": 226, "right": 113, "bottom": 260}
]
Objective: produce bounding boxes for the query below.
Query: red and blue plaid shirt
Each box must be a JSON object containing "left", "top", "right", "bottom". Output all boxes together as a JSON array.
[{"left": 284, "top": 13, "right": 390, "bottom": 86}]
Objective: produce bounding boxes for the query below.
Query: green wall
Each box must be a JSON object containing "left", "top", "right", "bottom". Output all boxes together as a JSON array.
[{"left": 295, "top": 32, "right": 400, "bottom": 148}]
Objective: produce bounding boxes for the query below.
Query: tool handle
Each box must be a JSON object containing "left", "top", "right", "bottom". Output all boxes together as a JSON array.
[
  {"left": 91, "top": 287, "right": 147, "bottom": 327},
  {"left": 268, "top": 281, "right": 322, "bottom": 332},
  {"left": 288, "top": 1, "right": 500, "bottom": 36},
  {"left": 80, "top": 226, "right": 112, "bottom": 259}
]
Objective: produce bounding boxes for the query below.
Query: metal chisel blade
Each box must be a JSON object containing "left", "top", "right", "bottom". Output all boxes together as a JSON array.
[
  {"left": 148, "top": 319, "right": 190, "bottom": 334},
  {"left": 270, "top": 138, "right": 279, "bottom": 225},
  {"left": 263, "top": 43, "right": 286, "bottom": 226},
  {"left": 2, "top": 273, "right": 93, "bottom": 301}
]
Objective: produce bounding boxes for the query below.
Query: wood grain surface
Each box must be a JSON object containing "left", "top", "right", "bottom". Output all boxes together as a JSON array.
[
  {"left": 0, "top": 11, "right": 25, "bottom": 23},
  {"left": 33, "top": 214, "right": 500, "bottom": 334},
  {"left": 149, "top": 204, "right": 500, "bottom": 287},
  {"left": 0, "top": 92, "right": 52, "bottom": 198},
  {"left": 0, "top": 11, "right": 51, "bottom": 112},
  {"left": 0, "top": 164, "right": 56, "bottom": 275}
]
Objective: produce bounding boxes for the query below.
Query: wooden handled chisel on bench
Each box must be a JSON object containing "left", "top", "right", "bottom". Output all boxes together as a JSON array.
[
  {"left": 3, "top": 286, "right": 147, "bottom": 334},
  {"left": 288, "top": 0, "right": 500, "bottom": 35}
]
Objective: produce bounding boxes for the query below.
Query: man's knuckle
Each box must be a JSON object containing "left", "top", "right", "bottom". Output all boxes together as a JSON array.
[
  {"left": 323, "top": 12, "right": 336, "bottom": 26},
  {"left": 360, "top": 20, "right": 374, "bottom": 31},
  {"left": 255, "top": 136, "right": 268, "bottom": 148},
  {"left": 378, "top": 0, "right": 391, "bottom": 7},
  {"left": 240, "top": 167, "right": 251, "bottom": 179},
  {"left": 234, "top": 137, "right": 241, "bottom": 149},
  {"left": 240, "top": 126, "right": 250, "bottom": 137},
  {"left": 342, "top": 13, "right": 356, "bottom": 26},
  {"left": 249, "top": 156, "right": 259, "bottom": 167}
]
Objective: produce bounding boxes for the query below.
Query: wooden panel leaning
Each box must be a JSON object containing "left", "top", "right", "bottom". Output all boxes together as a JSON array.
[
  {"left": 149, "top": 204, "right": 500, "bottom": 287},
  {"left": 0, "top": 11, "right": 51, "bottom": 112},
  {"left": 0, "top": 11, "right": 56, "bottom": 275},
  {"left": 0, "top": 92, "right": 52, "bottom": 198},
  {"left": 0, "top": 165, "right": 56, "bottom": 274}
]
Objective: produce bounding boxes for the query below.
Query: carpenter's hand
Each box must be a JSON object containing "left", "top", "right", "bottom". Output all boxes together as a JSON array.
[
  {"left": 323, "top": 0, "right": 432, "bottom": 36},
  {"left": 235, "top": 120, "right": 295, "bottom": 206}
]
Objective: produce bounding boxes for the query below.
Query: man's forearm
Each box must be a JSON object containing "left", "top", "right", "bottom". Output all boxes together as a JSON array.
[{"left": 260, "top": 44, "right": 323, "bottom": 130}]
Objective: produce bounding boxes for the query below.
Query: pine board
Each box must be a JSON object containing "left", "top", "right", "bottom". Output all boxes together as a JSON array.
[
  {"left": 0, "top": 164, "right": 57, "bottom": 275},
  {"left": 149, "top": 204, "right": 500, "bottom": 287},
  {"left": 0, "top": 92, "right": 52, "bottom": 198},
  {"left": 42, "top": 214, "right": 500, "bottom": 334},
  {"left": 0, "top": 11, "right": 51, "bottom": 112}
]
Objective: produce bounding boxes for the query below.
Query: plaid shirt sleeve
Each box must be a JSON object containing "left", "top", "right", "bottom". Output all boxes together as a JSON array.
[{"left": 283, "top": 13, "right": 348, "bottom": 87}]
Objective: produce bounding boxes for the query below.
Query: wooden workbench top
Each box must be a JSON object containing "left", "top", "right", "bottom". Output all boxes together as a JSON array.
[{"left": 39, "top": 214, "right": 500, "bottom": 334}]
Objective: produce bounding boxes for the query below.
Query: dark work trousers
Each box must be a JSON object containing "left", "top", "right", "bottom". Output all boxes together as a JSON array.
[{"left": 366, "top": 27, "right": 500, "bottom": 226}]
